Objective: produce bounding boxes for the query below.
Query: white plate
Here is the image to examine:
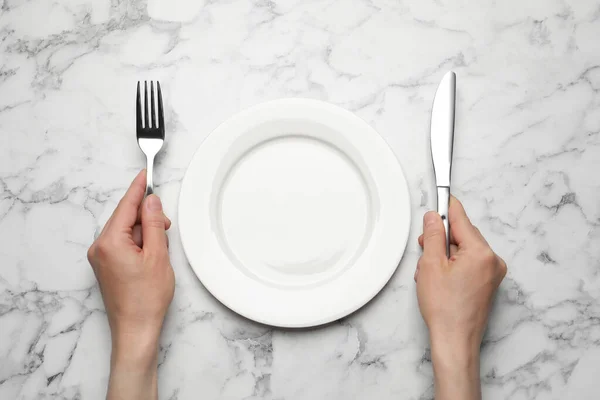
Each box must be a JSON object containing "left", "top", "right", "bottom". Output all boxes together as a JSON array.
[{"left": 179, "top": 99, "right": 411, "bottom": 328}]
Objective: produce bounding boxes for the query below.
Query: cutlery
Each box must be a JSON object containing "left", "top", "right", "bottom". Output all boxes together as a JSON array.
[
  {"left": 430, "top": 71, "right": 456, "bottom": 257},
  {"left": 136, "top": 81, "right": 165, "bottom": 196}
]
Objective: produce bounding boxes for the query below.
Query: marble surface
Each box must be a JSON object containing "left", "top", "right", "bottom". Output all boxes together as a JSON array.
[{"left": 1, "top": 0, "right": 600, "bottom": 399}]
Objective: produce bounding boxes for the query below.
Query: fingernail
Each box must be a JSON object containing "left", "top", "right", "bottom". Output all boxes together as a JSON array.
[
  {"left": 147, "top": 195, "right": 162, "bottom": 211},
  {"left": 424, "top": 212, "right": 437, "bottom": 227}
]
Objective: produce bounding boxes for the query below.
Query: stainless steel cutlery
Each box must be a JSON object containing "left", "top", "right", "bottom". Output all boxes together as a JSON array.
[
  {"left": 430, "top": 71, "right": 456, "bottom": 256},
  {"left": 136, "top": 81, "right": 165, "bottom": 196}
]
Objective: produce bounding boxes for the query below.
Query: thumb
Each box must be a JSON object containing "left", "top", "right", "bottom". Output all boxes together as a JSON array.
[
  {"left": 142, "top": 194, "right": 168, "bottom": 256},
  {"left": 422, "top": 211, "right": 447, "bottom": 259}
]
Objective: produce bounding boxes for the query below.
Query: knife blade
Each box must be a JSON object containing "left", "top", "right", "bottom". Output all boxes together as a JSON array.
[{"left": 430, "top": 71, "right": 456, "bottom": 257}]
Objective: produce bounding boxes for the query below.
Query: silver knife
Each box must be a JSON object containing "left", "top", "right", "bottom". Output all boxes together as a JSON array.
[{"left": 430, "top": 71, "right": 456, "bottom": 257}]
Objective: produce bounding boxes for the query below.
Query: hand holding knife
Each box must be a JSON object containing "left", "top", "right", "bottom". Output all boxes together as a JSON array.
[{"left": 430, "top": 71, "right": 456, "bottom": 257}]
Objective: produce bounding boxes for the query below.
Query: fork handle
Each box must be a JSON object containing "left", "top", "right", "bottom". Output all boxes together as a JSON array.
[
  {"left": 145, "top": 155, "right": 155, "bottom": 196},
  {"left": 139, "top": 138, "right": 162, "bottom": 196}
]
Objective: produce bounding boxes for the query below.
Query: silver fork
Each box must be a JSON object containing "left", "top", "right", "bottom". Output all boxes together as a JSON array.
[{"left": 136, "top": 81, "right": 165, "bottom": 196}]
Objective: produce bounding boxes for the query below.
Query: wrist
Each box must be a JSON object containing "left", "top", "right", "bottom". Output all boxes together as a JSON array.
[
  {"left": 430, "top": 331, "right": 480, "bottom": 368},
  {"left": 108, "top": 327, "right": 159, "bottom": 400},
  {"left": 429, "top": 331, "right": 481, "bottom": 400},
  {"left": 111, "top": 324, "right": 160, "bottom": 369}
]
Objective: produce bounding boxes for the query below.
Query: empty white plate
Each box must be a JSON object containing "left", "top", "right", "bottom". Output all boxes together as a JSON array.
[{"left": 179, "top": 99, "right": 411, "bottom": 327}]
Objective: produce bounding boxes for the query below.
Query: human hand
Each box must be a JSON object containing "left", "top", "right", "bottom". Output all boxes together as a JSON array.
[
  {"left": 87, "top": 170, "right": 174, "bottom": 400},
  {"left": 415, "top": 196, "right": 506, "bottom": 400}
]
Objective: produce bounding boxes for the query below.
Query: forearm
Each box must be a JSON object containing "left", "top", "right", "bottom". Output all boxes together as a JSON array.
[
  {"left": 107, "top": 329, "right": 160, "bottom": 400},
  {"left": 430, "top": 334, "right": 481, "bottom": 400}
]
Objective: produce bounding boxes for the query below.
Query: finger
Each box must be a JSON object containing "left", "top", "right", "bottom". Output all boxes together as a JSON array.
[
  {"left": 109, "top": 170, "right": 147, "bottom": 232},
  {"left": 133, "top": 224, "right": 168, "bottom": 248},
  {"left": 472, "top": 225, "right": 488, "bottom": 243},
  {"left": 132, "top": 224, "right": 143, "bottom": 247},
  {"left": 450, "top": 244, "right": 458, "bottom": 257},
  {"left": 418, "top": 234, "right": 424, "bottom": 248},
  {"left": 422, "top": 211, "right": 447, "bottom": 259},
  {"left": 137, "top": 206, "right": 171, "bottom": 230},
  {"left": 414, "top": 259, "right": 422, "bottom": 282},
  {"left": 497, "top": 255, "right": 508, "bottom": 279},
  {"left": 99, "top": 171, "right": 146, "bottom": 236},
  {"left": 141, "top": 194, "right": 168, "bottom": 256},
  {"left": 448, "top": 196, "right": 479, "bottom": 246}
]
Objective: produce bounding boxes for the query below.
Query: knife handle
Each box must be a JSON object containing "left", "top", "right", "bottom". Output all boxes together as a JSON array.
[{"left": 436, "top": 186, "right": 450, "bottom": 257}]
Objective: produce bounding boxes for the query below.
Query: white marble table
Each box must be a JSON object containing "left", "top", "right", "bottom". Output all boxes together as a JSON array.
[{"left": 1, "top": 0, "right": 599, "bottom": 399}]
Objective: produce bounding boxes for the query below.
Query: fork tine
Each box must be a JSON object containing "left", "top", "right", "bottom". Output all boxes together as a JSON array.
[
  {"left": 144, "top": 81, "right": 149, "bottom": 129},
  {"left": 157, "top": 81, "right": 164, "bottom": 131},
  {"left": 150, "top": 81, "right": 156, "bottom": 129},
  {"left": 136, "top": 82, "right": 143, "bottom": 130}
]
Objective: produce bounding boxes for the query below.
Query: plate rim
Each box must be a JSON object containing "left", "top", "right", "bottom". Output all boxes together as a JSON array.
[{"left": 178, "top": 98, "right": 411, "bottom": 328}]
